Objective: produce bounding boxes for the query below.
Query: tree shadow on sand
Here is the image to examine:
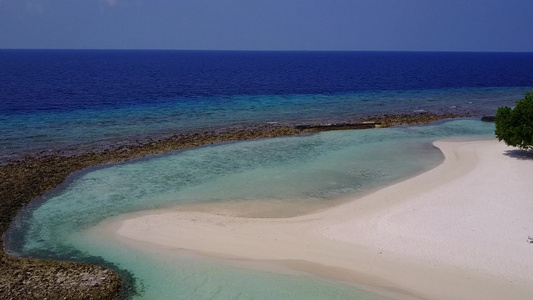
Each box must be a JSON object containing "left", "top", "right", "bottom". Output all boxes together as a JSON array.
[{"left": 504, "top": 149, "right": 533, "bottom": 160}]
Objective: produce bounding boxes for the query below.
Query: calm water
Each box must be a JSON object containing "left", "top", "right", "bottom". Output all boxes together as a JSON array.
[
  {"left": 1, "top": 50, "right": 532, "bottom": 161},
  {"left": 3, "top": 50, "right": 532, "bottom": 299},
  {"left": 7, "top": 119, "right": 495, "bottom": 299}
]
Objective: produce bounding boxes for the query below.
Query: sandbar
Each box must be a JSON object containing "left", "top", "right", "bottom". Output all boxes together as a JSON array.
[{"left": 91, "top": 139, "right": 533, "bottom": 300}]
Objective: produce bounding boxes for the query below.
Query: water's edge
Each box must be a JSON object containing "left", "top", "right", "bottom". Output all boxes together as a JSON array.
[{"left": 1, "top": 114, "right": 470, "bottom": 299}]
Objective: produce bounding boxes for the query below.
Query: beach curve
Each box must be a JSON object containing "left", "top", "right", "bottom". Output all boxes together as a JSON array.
[{"left": 91, "top": 139, "right": 533, "bottom": 300}]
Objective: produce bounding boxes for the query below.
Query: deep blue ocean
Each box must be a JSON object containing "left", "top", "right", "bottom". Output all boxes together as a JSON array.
[
  {"left": 1, "top": 50, "right": 533, "bottom": 162},
  {"left": 3, "top": 50, "right": 533, "bottom": 299}
]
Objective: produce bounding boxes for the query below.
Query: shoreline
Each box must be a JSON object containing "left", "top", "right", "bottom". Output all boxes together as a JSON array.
[
  {"left": 0, "top": 113, "right": 471, "bottom": 299},
  {"left": 1, "top": 112, "right": 463, "bottom": 166},
  {"left": 94, "top": 139, "right": 533, "bottom": 300}
]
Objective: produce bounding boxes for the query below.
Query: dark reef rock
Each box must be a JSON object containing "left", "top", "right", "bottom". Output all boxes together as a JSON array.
[
  {"left": 0, "top": 112, "right": 461, "bottom": 299},
  {"left": 0, "top": 255, "right": 122, "bottom": 300},
  {"left": 295, "top": 122, "right": 379, "bottom": 131},
  {"left": 481, "top": 116, "right": 496, "bottom": 122}
]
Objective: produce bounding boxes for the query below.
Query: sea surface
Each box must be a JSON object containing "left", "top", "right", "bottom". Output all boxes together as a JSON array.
[
  {"left": 1, "top": 50, "right": 532, "bottom": 161},
  {"left": 3, "top": 50, "right": 533, "bottom": 299}
]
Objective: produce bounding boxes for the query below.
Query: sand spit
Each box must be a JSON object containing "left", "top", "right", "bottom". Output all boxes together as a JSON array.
[
  {"left": 102, "top": 140, "right": 533, "bottom": 300},
  {"left": 0, "top": 113, "right": 460, "bottom": 299}
]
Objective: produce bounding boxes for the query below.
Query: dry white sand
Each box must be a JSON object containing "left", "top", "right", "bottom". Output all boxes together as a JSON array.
[{"left": 93, "top": 139, "right": 533, "bottom": 300}]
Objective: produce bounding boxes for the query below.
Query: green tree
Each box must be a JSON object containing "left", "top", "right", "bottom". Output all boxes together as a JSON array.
[{"left": 495, "top": 89, "right": 533, "bottom": 150}]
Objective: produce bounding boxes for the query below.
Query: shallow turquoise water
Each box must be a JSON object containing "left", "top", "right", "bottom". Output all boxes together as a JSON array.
[
  {"left": 8, "top": 119, "right": 495, "bottom": 299},
  {"left": 74, "top": 234, "right": 391, "bottom": 300}
]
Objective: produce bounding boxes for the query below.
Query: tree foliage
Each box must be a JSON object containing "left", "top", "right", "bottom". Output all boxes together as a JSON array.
[{"left": 495, "top": 89, "right": 533, "bottom": 150}]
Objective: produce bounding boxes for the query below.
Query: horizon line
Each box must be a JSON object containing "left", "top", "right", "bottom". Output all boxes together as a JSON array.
[{"left": 1, "top": 48, "right": 533, "bottom": 54}]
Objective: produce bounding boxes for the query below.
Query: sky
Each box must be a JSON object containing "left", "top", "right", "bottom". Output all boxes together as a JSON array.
[{"left": 0, "top": 0, "right": 532, "bottom": 51}]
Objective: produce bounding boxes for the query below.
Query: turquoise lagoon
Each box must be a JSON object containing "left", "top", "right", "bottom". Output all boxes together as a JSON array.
[{"left": 7, "top": 119, "right": 495, "bottom": 299}]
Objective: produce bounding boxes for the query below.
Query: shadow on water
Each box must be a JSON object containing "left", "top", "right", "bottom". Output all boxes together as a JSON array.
[{"left": 504, "top": 149, "right": 533, "bottom": 160}]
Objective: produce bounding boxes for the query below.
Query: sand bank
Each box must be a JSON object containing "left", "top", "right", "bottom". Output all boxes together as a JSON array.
[{"left": 93, "top": 139, "right": 533, "bottom": 300}]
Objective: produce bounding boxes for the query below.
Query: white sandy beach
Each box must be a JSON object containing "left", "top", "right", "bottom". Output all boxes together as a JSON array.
[{"left": 93, "top": 139, "right": 533, "bottom": 300}]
